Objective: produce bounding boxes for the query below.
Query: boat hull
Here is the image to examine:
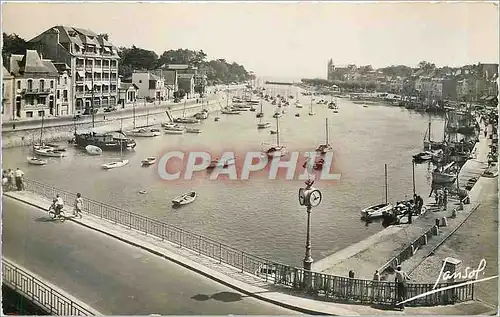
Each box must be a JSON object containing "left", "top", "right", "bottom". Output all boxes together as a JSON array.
[
  {"left": 102, "top": 160, "right": 129, "bottom": 169},
  {"left": 432, "top": 172, "right": 456, "bottom": 184},
  {"left": 361, "top": 203, "right": 393, "bottom": 219}
]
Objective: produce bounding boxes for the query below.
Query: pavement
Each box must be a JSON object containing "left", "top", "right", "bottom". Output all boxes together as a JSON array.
[{"left": 3, "top": 191, "right": 496, "bottom": 315}]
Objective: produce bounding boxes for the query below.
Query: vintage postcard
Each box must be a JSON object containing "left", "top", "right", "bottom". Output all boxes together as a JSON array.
[{"left": 1, "top": 1, "right": 498, "bottom": 315}]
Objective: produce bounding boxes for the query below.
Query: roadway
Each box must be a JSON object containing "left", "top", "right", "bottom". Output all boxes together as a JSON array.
[{"left": 2, "top": 197, "right": 301, "bottom": 315}]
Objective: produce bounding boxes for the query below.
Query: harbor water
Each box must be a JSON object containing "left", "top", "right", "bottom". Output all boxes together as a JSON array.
[{"left": 2, "top": 90, "right": 446, "bottom": 267}]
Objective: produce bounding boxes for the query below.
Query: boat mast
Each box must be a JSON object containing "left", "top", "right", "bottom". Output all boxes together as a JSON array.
[
  {"left": 120, "top": 118, "right": 123, "bottom": 160},
  {"left": 40, "top": 113, "right": 44, "bottom": 144},
  {"left": 325, "top": 118, "right": 329, "bottom": 145},
  {"left": 276, "top": 116, "right": 280, "bottom": 146},
  {"left": 182, "top": 98, "right": 187, "bottom": 118},
  {"left": 145, "top": 98, "right": 149, "bottom": 127},
  {"left": 91, "top": 76, "right": 95, "bottom": 128},
  {"left": 428, "top": 119, "right": 431, "bottom": 142},
  {"left": 384, "top": 164, "right": 388, "bottom": 204}
]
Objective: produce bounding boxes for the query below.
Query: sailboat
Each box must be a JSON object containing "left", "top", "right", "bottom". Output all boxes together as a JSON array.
[
  {"left": 128, "top": 105, "right": 161, "bottom": 137},
  {"left": 101, "top": 119, "right": 130, "bottom": 169},
  {"left": 174, "top": 99, "right": 200, "bottom": 124},
  {"left": 432, "top": 161, "right": 457, "bottom": 184},
  {"left": 295, "top": 91, "right": 303, "bottom": 108},
  {"left": 423, "top": 117, "right": 444, "bottom": 150},
  {"left": 195, "top": 97, "right": 209, "bottom": 120},
  {"left": 361, "top": 164, "right": 394, "bottom": 219},
  {"left": 263, "top": 115, "right": 287, "bottom": 158},
  {"left": 328, "top": 96, "right": 339, "bottom": 113},
  {"left": 315, "top": 118, "right": 333, "bottom": 154},
  {"left": 308, "top": 93, "right": 316, "bottom": 116},
  {"left": 33, "top": 114, "right": 66, "bottom": 157}
]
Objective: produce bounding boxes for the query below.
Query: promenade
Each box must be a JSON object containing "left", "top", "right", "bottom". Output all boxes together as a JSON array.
[
  {"left": 312, "top": 123, "right": 492, "bottom": 281},
  {"left": 3, "top": 189, "right": 495, "bottom": 315}
]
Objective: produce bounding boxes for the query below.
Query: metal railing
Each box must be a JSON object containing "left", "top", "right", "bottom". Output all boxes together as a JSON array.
[
  {"left": 22, "top": 179, "right": 474, "bottom": 307},
  {"left": 2, "top": 258, "right": 96, "bottom": 315}
]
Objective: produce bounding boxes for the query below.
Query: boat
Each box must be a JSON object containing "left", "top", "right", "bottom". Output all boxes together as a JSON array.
[
  {"left": 164, "top": 124, "right": 185, "bottom": 131},
  {"left": 258, "top": 122, "right": 271, "bottom": 129},
  {"left": 164, "top": 128, "right": 184, "bottom": 135},
  {"left": 412, "top": 152, "right": 432, "bottom": 163},
  {"left": 102, "top": 160, "right": 129, "bottom": 169},
  {"left": 161, "top": 122, "right": 177, "bottom": 128},
  {"left": 295, "top": 113, "right": 300, "bottom": 117},
  {"left": 33, "top": 147, "right": 66, "bottom": 157},
  {"left": 423, "top": 118, "right": 445, "bottom": 150},
  {"left": 316, "top": 118, "right": 333, "bottom": 154},
  {"left": 27, "top": 156, "right": 47, "bottom": 165},
  {"left": 256, "top": 100, "right": 264, "bottom": 118},
  {"left": 185, "top": 127, "right": 202, "bottom": 134},
  {"left": 361, "top": 164, "right": 393, "bottom": 219},
  {"left": 142, "top": 157, "right": 156, "bottom": 166},
  {"left": 270, "top": 130, "right": 277, "bottom": 134},
  {"left": 172, "top": 191, "right": 197, "bottom": 206},
  {"left": 101, "top": 119, "right": 130, "bottom": 170},
  {"left": 308, "top": 94, "right": 316, "bottom": 116},
  {"left": 263, "top": 116, "right": 287, "bottom": 158},
  {"left": 173, "top": 117, "right": 200, "bottom": 124},
  {"left": 221, "top": 107, "right": 241, "bottom": 115},
  {"left": 128, "top": 128, "right": 161, "bottom": 137},
  {"left": 295, "top": 103, "right": 303, "bottom": 108},
  {"left": 74, "top": 128, "right": 136, "bottom": 151},
  {"left": 432, "top": 161, "right": 457, "bottom": 184},
  {"left": 33, "top": 143, "right": 65, "bottom": 152},
  {"left": 206, "top": 157, "right": 236, "bottom": 169},
  {"left": 85, "top": 145, "right": 102, "bottom": 155},
  {"left": 272, "top": 111, "right": 281, "bottom": 118}
]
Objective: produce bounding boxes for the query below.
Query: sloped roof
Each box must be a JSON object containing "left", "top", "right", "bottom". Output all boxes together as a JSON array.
[
  {"left": 30, "top": 26, "right": 116, "bottom": 50},
  {"left": 3, "top": 66, "right": 13, "bottom": 78},
  {"left": 164, "top": 70, "right": 176, "bottom": 85},
  {"left": 120, "top": 82, "right": 139, "bottom": 90},
  {"left": 8, "top": 50, "right": 58, "bottom": 76},
  {"left": 52, "top": 62, "right": 71, "bottom": 73}
]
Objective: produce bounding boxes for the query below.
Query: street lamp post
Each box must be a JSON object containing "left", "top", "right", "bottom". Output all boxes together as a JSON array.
[
  {"left": 412, "top": 159, "right": 416, "bottom": 195},
  {"left": 298, "top": 179, "right": 322, "bottom": 289}
]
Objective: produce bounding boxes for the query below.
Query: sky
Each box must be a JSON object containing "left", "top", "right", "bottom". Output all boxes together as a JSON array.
[{"left": 2, "top": 1, "right": 499, "bottom": 79}]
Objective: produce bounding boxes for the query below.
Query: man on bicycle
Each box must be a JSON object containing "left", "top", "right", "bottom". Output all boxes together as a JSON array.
[{"left": 54, "top": 194, "right": 64, "bottom": 215}]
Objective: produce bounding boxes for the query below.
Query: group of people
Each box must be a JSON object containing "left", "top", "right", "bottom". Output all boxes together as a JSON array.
[
  {"left": 2, "top": 168, "right": 25, "bottom": 191},
  {"left": 50, "top": 193, "right": 84, "bottom": 219},
  {"left": 434, "top": 188, "right": 449, "bottom": 211}
]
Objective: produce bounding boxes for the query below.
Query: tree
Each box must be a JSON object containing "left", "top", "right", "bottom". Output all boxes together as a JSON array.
[
  {"left": 173, "top": 89, "right": 186, "bottom": 99},
  {"left": 118, "top": 45, "right": 158, "bottom": 77},
  {"left": 2, "top": 33, "right": 30, "bottom": 64},
  {"left": 418, "top": 61, "right": 436, "bottom": 70}
]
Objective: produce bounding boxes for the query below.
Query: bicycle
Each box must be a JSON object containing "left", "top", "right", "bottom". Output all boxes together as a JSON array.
[{"left": 48, "top": 204, "right": 66, "bottom": 222}]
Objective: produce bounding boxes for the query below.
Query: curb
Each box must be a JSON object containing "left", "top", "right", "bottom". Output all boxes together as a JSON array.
[{"left": 4, "top": 193, "right": 336, "bottom": 316}]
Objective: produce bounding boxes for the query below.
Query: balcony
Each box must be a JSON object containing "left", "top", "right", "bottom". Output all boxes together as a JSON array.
[
  {"left": 22, "top": 88, "right": 51, "bottom": 95},
  {"left": 85, "top": 65, "right": 93, "bottom": 71},
  {"left": 76, "top": 64, "right": 84, "bottom": 70},
  {"left": 75, "top": 91, "right": 84, "bottom": 98},
  {"left": 102, "top": 64, "right": 110, "bottom": 70}
]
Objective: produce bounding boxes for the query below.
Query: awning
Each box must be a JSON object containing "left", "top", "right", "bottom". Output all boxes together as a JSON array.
[
  {"left": 103, "top": 47, "right": 111, "bottom": 52},
  {"left": 85, "top": 83, "right": 92, "bottom": 89},
  {"left": 77, "top": 70, "right": 85, "bottom": 77},
  {"left": 486, "top": 96, "right": 497, "bottom": 101}
]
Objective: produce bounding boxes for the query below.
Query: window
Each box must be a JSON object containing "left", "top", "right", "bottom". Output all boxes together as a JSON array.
[
  {"left": 57, "top": 90, "right": 60, "bottom": 99},
  {"left": 26, "top": 111, "right": 33, "bottom": 118},
  {"left": 50, "top": 80, "right": 54, "bottom": 89},
  {"left": 58, "top": 77, "right": 60, "bottom": 85},
  {"left": 64, "top": 77, "right": 67, "bottom": 85},
  {"left": 38, "top": 110, "right": 44, "bottom": 117},
  {"left": 63, "top": 90, "right": 68, "bottom": 99},
  {"left": 40, "top": 80, "right": 45, "bottom": 91},
  {"left": 27, "top": 79, "right": 33, "bottom": 90},
  {"left": 17, "top": 81, "right": 21, "bottom": 89},
  {"left": 39, "top": 97, "right": 46, "bottom": 105}
]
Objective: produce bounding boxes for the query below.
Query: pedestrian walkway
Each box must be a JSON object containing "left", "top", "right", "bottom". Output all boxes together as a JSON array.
[{"left": 4, "top": 191, "right": 496, "bottom": 315}]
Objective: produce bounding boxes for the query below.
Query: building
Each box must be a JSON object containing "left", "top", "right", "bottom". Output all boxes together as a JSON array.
[
  {"left": 2, "top": 66, "right": 15, "bottom": 122},
  {"left": 162, "top": 69, "right": 177, "bottom": 100},
  {"left": 131, "top": 71, "right": 166, "bottom": 101},
  {"left": 8, "top": 50, "right": 59, "bottom": 119},
  {"left": 177, "top": 73, "right": 195, "bottom": 98},
  {"left": 29, "top": 26, "right": 120, "bottom": 115},
  {"left": 327, "top": 61, "right": 357, "bottom": 81},
  {"left": 430, "top": 78, "right": 457, "bottom": 101},
  {"left": 53, "top": 63, "right": 72, "bottom": 116},
  {"left": 118, "top": 82, "right": 139, "bottom": 108}
]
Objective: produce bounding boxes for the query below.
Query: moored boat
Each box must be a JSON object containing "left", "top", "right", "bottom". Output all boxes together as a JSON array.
[
  {"left": 172, "top": 191, "right": 197, "bottom": 206},
  {"left": 185, "top": 127, "right": 202, "bottom": 134},
  {"left": 85, "top": 145, "right": 102, "bottom": 155},
  {"left": 142, "top": 157, "right": 156, "bottom": 166},
  {"left": 74, "top": 127, "right": 136, "bottom": 151},
  {"left": 128, "top": 128, "right": 161, "bottom": 137},
  {"left": 27, "top": 156, "right": 47, "bottom": 165},
  {"left": 258, "top": 122, "right": 271, "bottom": 129},
  {"left": 33, "top": 147, "right": 66, "bottom": 157},
  {"left": 101, "top": 159, "right": 129, "bottom": 170},
  {"left": 361, "top": 203, "right": 394, "bottom": 219}
]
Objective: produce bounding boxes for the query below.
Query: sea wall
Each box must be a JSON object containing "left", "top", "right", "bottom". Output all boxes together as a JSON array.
[{"left": 1, "top": 100, "right": 223, "bottom": 148}]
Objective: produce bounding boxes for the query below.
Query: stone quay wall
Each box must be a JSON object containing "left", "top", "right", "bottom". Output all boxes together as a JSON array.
[{"left": 1, "top": 99, "right": 224, "bottom": 149}]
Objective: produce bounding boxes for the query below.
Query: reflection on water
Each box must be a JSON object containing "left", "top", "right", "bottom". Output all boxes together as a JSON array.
[{"left": 2, "top": 90, "right": 445, "bottom": 266}]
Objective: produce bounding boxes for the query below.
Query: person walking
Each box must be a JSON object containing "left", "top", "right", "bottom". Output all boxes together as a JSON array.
[
  {"left": 395, "top": 265, "right": 410, "bottom": 310},
  {"left": 7, "top": 169, "right": 15, "bottom": 190},
  {"left": 14, "top": 168, "right": 24, "bottom": 191},
  {"left": 73, "top": 193, "right": 83, "bottom": 218}
]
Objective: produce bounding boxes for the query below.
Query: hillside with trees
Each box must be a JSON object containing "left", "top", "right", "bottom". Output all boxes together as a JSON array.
[{"left": 2, "top": 33, "right": 254, "bottom": 85}]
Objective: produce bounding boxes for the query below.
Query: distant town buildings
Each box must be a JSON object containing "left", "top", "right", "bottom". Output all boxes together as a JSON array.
[{"left": 326, "top": 58, "right": 498, "bottom": 102}]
